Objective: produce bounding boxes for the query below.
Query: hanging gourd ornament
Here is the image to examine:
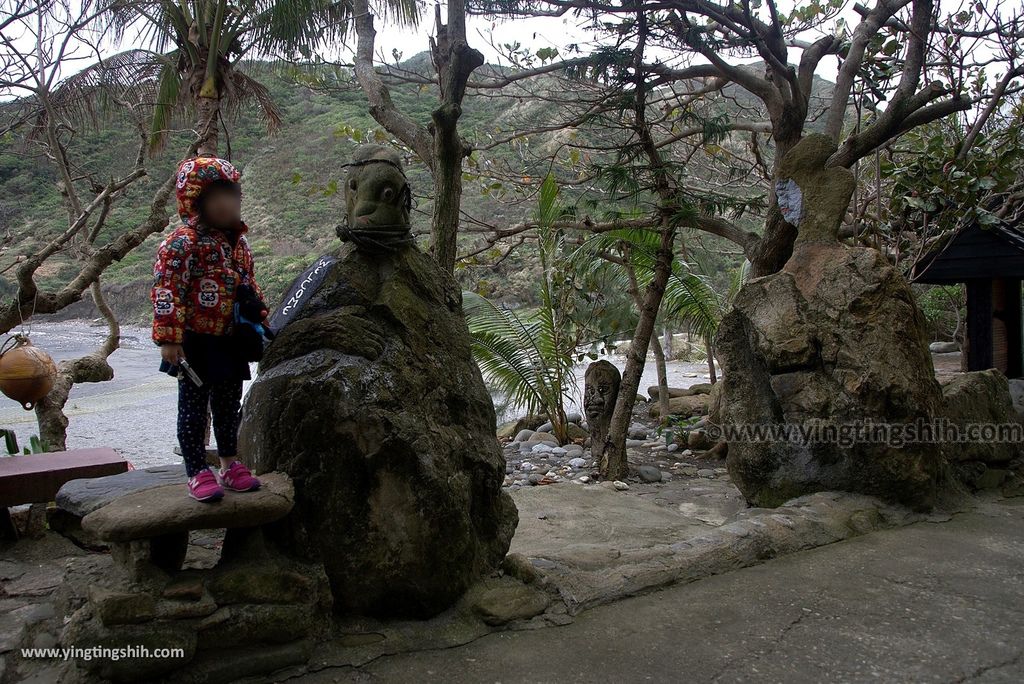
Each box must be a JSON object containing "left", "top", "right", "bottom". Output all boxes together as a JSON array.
[{"left": 0, "top": 334, "right": 58, "bottom": 410}]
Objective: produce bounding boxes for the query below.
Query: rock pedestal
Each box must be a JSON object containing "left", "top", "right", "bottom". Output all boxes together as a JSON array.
[
  {"left": 238, "top": 145, "right": 517, "bottom": 619},
  {"left": 715, "top": 134, "right": 949, "bottom": 511},
  {"left": 54, "top": 469, "right": 331, "bottom": 683}
]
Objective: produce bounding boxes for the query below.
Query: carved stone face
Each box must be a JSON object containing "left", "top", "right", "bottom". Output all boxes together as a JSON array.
[
  {"left": 339, "top": 145, "right": 411, "bottom": 240},
  {"left": 584, "top": 360, "right": 621, "bottom": 422}
]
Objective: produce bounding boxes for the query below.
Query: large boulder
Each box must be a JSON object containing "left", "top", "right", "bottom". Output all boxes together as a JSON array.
[
  {"left": 715, "top": 134, "right": 948, "bottom": 511},
  {"left": 238, "top": 145, "right": 517, "bottom": 619},
  {"left": 648, "top": 393, "right": 711, "bottom": 419},
  {"left": 940, "top": 369, "right": 1023, "bottom": 464}
]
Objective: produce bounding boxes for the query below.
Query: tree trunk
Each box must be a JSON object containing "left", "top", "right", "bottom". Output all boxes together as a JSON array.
[
  {"left": 748, "top": 128, "right": 802, "bottom": 277},
  {"left": 599, "top": 226, "right": 676, "bottom": 480},
  {"left": 429, "top": 2, "right": 483, "bottom": 274},
  {"left": 430, "top": 106, "right": 468, "bottom": 274},
  {"left": 195, "top": 94, "right": 220, "bottom": 156},
  {"left": 599, "top": 8, "right": 679, "bottom": 480},
  {"left": 705, "top": 333, "right": 717, "bottom": 384},
  {"left": 624, "top": 257, "right": 670, "bottom": 425}
]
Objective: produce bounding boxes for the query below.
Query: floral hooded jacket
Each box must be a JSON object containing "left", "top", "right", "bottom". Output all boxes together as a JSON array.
[{"left": 150, "top": 156, "right": 266, "bottom": 345}]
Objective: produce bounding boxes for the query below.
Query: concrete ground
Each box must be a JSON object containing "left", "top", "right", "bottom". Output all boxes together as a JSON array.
[{"left": 295, "top": 495, "right": 1024, "bottom": 684}]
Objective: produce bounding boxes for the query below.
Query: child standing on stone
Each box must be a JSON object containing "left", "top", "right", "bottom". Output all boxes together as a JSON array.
[{"left": 151, "top": 156, "right": 265, "bottom": 502}]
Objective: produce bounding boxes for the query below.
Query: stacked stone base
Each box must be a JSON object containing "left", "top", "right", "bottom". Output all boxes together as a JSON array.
[
  {"left": 53, "top": 469, "right": 330, "bottom": 683},
  {"left": 61, "top": 552, "right": 330, "bottom": 683}
]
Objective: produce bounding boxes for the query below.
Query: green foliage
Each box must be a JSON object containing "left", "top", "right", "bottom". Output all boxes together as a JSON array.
[
  {"left": 880, "top": 122, "right": 1021, "bottom": 235},
  {"left": 464, "top": 173, "right": 599, "bottom": 444},
  {"left": 564, "top": 226, "right": 724, "bottom": 341},
  {"left": 916, "top": 284, "right": 965, "bottom": 341},
  {"left": 0, "top": 430, "right": 48, "bottom": 455}
]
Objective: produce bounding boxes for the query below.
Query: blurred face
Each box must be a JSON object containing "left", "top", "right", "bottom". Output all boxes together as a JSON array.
[{"left": 199, "top": 184, "right": 242, "bottom": 230}]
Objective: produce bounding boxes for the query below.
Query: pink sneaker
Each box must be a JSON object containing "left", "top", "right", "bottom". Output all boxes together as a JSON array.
[
  {"left": 218, "top": 460, "right": 261, "bottom": 492},
  {"left": 187, "top": 468, "right": 224, "bottom": 502}
]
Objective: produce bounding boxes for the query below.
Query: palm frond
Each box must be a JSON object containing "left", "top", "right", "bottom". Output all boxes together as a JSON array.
[
  {"left": 223, "top": 68, "right": 282, "bottom": 132},
  {"left": 28, "top": 49, "right": 164, "bottom": 142},
  {"left": 149, "top": 54, "right": 184, "bottom": 153}
]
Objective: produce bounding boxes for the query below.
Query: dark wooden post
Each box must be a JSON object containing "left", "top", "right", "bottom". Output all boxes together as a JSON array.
[
  {"left": 992, "top": 278, "right": 1022, "bottom": 378},
  {"left": 966, "top": 278, "right": 994, "bottom": 372}
]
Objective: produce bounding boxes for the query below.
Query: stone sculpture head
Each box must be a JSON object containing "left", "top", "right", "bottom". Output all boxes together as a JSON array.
[
  {"left": 774, "top": 133, "right": 856, "bottom": 243},
  {"left": 337, "top": 144, "right": 414, "bottom": 253},
  {"left": 584, "top": 359, "right": 621, "bottom": 424}
]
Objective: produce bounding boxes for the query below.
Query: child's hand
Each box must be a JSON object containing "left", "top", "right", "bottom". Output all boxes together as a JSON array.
[
  {"left": 161, "top": 343, "right": 185, "bottom": 365},
  {"left": 236, "top": 284, "right": 268, "bottom": 322}
]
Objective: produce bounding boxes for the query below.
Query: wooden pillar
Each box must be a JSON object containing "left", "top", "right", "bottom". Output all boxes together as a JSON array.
[
  {"left": 993, "top": 278, "right": 1023, "bottom": 378},
  {"left": 966, "top": 279, "right": 994, "bottom": 372}
]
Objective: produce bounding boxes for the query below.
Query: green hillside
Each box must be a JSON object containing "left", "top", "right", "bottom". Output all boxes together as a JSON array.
[{"left": 0, "top": 53, "right": 837, "bottom": 327}]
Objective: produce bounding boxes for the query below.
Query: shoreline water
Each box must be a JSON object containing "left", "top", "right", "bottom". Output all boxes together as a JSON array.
[{"left": 0, "top": 321, "right": 717, "bottom": 469}]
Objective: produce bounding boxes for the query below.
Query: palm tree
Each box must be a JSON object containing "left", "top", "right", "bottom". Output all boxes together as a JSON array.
[
  {"left": 98, "top": 0, "right": 420, "bottom": 154},
  {"left": 464, "top": 174, "right": 585, "bottom": 445},
  {"left": 464, "top": 292, "right": 581, "bottom": 446}
]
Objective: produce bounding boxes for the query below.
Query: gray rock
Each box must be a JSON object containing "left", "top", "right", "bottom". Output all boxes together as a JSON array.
[
  {"left": 637, "top": 465, "right": 662, "bottom": 483},
  {"left": 568, "top": 458, "right": 587, "bottom": 469},
  {"left": 1009, "top": 379, "right": 1024, "bottom": 419},
  {"left": 697, "top": 469, "right": 716, "bottom": 478},
  {"left": 462, "top": 576, "right": 550, "bottom": 626},
  {"left": 929, "top": 341, "right": 959, "bottom": 353},
  {"left": 536, "top": 421, "right": 553, "bottom": 432},
  {"left": 941, "top": 370, "right": 1022, "bottom": 465},
  {"left": 56, "top": 464, "right": 186, "bottom": 518},
  {"left": 514, "top": 429, "right": 535, "bottom": 442},
  {"left": 526, "top": 431, "right": 559, "bottom": 445}
]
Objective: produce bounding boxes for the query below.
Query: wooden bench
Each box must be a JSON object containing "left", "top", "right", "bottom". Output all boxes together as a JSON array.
[{"left": 0, "top": 447, "right": 128, "bottom": 539}]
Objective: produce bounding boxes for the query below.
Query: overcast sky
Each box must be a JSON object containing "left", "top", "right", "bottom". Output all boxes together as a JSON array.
[{"left": 2, "top": 0, "right": 1020, "bottom": 103}]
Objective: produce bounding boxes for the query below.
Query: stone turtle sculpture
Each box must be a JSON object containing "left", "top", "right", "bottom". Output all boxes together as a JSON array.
[{"left": 238, "top": 145, "right": 518, "bottom": 618}]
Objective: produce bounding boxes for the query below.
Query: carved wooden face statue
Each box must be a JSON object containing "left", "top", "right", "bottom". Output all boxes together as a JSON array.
[
  {"left": 584, "top": 360, "right": 621, "bottom": 422},
  {"left": 339, "top": 145, "right": 412, "bottom": 241}
]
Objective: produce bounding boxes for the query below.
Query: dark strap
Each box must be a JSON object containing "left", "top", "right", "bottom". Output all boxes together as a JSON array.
[
  {"left": 336, "top": 224, "right": 416, "bottom": 253},
  {"left": 340, "top": 157, "right": 408, "bottom": 177}
]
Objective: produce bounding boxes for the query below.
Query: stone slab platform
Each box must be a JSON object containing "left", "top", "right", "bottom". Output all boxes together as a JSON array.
[
  {"left": 79, "top": 472, "right": 294, "bottom": 543},
  {"left": 56, "top": 464, "right": 187, "bottom": 518}
]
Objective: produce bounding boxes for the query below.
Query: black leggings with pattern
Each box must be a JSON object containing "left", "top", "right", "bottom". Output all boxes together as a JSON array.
[{"left": 177, "top": 375, "right": 243, "bottom": 478}]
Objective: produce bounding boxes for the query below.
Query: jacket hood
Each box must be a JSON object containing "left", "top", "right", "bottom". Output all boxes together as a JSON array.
[{"left": 175, "top": 156, "right": 244, "bottom": 229}]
